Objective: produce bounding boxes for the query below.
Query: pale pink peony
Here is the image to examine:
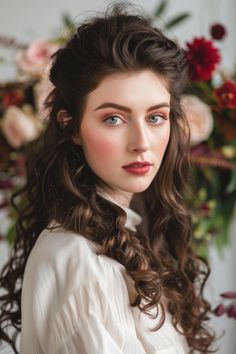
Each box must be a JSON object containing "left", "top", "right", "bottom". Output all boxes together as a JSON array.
[
  {"left": 1, "top": 105, "right": 43, "bottom": 149},
  {"left": 15, "top": 39, "right": 59, "bottom": 77},
  {"left": 181, "top": 95, "right": 214, "bottom": 145}
]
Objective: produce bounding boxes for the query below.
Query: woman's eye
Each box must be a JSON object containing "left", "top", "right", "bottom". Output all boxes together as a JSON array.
[
  {"left": 148, "top": 114, "right": 166, "bottom": 125},
  {"left": 104, "top": 115, "right": 123, "bottom": 125}
]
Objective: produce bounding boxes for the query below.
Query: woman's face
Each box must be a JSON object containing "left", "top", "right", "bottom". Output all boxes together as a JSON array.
[{"left": 73, "top": 70, "right": 171, "bottom": 207}]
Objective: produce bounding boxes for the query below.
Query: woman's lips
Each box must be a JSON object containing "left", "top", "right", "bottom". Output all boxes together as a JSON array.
[{"left": 122, "top": 165, "right": 151, "bottom": 175}]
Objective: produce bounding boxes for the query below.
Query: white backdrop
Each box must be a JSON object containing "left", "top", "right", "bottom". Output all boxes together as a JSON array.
[{"left": 0, "top": 0, "right": 236, "bottom": 353}]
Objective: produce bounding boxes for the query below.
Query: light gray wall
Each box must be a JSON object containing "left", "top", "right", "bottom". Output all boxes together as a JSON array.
[
  {"left": 0, "top": 0, "right": 236, "bottom": 353},
  {"left": 0, "top": 0, "right": 236, "bottom": 81}
]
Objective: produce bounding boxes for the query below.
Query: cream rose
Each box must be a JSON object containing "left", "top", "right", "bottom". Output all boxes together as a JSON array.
[
  {"left": 181, "top": 95, "right": 214, "bottom": 146},
  {"left": 1, "top": 105, "right": 43, "bottom": 149}
]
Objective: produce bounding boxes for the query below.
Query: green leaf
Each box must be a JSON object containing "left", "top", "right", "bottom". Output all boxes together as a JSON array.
[
  {"left": 62, "top": 13, "right": 74, "bottom": 28},
  {"left": 154, "top": 0, "right": 168, "bottom": 17},
  {"left": 165, "top": 13, "right": 191, "bottom": 30},
  {"left": 220, "top": 192, "right": 236, "bottom": 227},
  {"left": 6, "top": 222, "right": 16, "bottom": 244},
  {"left": 192, "top": 81, "right": 214, "bottom": 103},
  {"left": 194, "top": 242, "right": 209, "bottom": 260}
]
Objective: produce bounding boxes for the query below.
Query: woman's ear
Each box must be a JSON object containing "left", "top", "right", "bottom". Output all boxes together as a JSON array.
[
  {"left": 57, "top": 109, "right": 72, "bottom": 128},
  {"left": 57, "top": 109, "right": 82, "bottom": 145}
]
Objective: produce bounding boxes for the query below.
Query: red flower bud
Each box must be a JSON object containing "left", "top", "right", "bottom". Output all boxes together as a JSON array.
[
  {"left": 214, "top": 81, "right": 236, "bottom": 109},
  {"left": 0, "top": 179, "right": 14, "bottom": 189},
  {"left": 210, "top": 23, "right": 226, "bottom": 40},
  {"left": 226, "top": 305, "right": 236, "bottom": 319},
  {"left": 220, "top": 291, "right": 236, "bottom": 299},
  {"left": 213, "top": 303, "right": 225, "bottom": 316}
]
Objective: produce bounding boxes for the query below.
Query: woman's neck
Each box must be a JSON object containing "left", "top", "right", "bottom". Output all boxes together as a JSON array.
[{"left": 96, "top": 185, "right": 133, "bottom": 209}]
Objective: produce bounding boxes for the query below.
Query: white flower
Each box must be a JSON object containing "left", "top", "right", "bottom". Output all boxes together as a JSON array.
[
  {"left": 181, "top": 95, "right": 214, "bottom": 146},
  {"left": 1, "top": 105, "right": 43, "bottom": 149}
]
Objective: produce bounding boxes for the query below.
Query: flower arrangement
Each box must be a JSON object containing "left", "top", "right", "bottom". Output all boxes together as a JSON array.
[
  {"left": 152, "top": 1, "right": 236, "bottom": 259},
  {"left": 182, "top": 23, "right": 236, "bottom": 259},
  {"left": 153, "top": 0, "right": 236, "bottom": 322},
  {"left": 0, "top": 15, "right": 75, "bottom": 241},
  {"left": 0, "top": 8, "right": 235, "bottom": 257}
]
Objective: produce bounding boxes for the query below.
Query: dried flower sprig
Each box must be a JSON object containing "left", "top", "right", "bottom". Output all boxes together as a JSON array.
[
  {"left": 0, "top": 35, "right": 27, "bottom": 50},
  {"left": 213, "top": 291, "right": 236, "bottom": 319}
]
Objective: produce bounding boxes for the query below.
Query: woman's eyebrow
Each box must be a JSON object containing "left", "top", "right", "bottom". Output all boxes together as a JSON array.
[{"left": 94, "top": 102, "right": 170, "bottom": 113}]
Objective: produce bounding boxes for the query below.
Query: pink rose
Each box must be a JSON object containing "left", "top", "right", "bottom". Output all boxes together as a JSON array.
[
  {"left": 1, "top": 105, "right": 43, "bottom": 148},
  {"left": 15, "top": 39, "right": 59, "bottom": 77},
  {"left": 181, "top": 95, "right": 214, "bottom": 146}
]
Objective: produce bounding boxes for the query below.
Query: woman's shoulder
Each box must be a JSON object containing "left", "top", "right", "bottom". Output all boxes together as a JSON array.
[
  {"left": 23, "top": 221, "right": 125, "bottom": 293},
  {"left": 27, "top": 223, "right": 96, "bottom": 270},
  {"left": 21, "top": 223, "right": 133, "bottom": 351}
]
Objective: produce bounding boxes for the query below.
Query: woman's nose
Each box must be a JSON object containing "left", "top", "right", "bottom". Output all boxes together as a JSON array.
[{"left": 127, "top": 122, "right": 151, "bottom": 152}]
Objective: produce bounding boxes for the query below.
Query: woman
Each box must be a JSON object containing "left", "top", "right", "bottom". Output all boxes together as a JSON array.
[{"left": 0, "top": 4, "right": 215, "bottom": 354}]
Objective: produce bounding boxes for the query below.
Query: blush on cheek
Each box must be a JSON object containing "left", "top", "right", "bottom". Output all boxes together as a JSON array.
[
  {"left": 94, "top": 139, "right": 118, "bottom": 157},
  {"left": 163, "top": 135, "right": 170, "bottom": 151},
  {"left": 83, "top": 129, "right": 119, "bottom": 158},
  {"left": 159, "top": 130, "right": 171, "bottom": 152}
]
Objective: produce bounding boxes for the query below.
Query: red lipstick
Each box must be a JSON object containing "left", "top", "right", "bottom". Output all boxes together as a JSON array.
[{"left": 122, "top": 161, "right": 152, "bottom": 175}]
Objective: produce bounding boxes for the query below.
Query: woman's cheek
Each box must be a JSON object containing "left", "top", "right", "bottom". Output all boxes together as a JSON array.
[
  {"left": 95, "top": 138, "right": 119, "bottom": 157},
  {"left": 152, "top": 129, "right": 170, "bottom": 156},
  {"left": 162, "top": 133, "right": 170, "bottom": 151},
  {"left": 83, "top": 129, "right": 120, "bottom": 158}
]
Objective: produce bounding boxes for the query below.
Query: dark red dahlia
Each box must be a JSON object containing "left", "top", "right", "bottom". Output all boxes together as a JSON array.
[
  {"left": 210, "top": 23, "right": 226, "bottom": 40},
  {"left": 185, "top": 37, "right": 221, "bottom": 81},
  {"left": 214, "top": 80, "right": 236, "bottom": 109},
  {"left": 2, "top": 89, "right": 24, "bottom": 107}
]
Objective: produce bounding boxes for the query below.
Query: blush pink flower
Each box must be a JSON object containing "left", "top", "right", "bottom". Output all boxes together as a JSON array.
[
  {"left": 185, "top": 37, "right": 221, "bottom": 81},
  {"left": 15, "top": 39, "right": 59, "bottom": 77}
]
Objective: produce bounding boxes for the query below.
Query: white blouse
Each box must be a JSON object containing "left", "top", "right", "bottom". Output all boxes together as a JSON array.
[{"left": 20, "top": 191, "right": 190, "bottom": 354}]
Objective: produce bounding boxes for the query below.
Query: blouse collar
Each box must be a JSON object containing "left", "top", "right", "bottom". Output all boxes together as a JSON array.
[{"left": 96, "top": 188, "right": 142, "bottom": 232}]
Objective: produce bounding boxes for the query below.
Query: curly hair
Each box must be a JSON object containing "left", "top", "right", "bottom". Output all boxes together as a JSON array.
[{"left": 0, "top": 3, "right": 215, "bottom": 353}]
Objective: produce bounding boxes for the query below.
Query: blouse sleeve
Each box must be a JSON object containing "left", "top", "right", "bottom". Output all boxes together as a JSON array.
[
  {"left": 45, "top": 257, "right": 146, "bottom": 354},
  {"left": 55, "top": 314, "right": 126, "bottom": 354}
]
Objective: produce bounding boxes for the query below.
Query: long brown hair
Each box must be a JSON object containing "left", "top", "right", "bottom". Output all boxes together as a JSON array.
[{"left": 0, "top": 4, "right": 215, "bottom": 353}]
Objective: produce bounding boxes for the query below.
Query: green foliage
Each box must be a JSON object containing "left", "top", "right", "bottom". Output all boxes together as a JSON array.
[
  {"left": 153, "top": 0, "right": 191, "bottom": 30},
  {"left": 154, "top": 0, "right": 169, "bottom": 17},
  {"left": 165, "top": 13, "right": 191, "bottom": 30}
]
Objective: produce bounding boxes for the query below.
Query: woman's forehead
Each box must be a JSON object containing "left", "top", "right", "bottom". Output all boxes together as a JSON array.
[{"left": 85, "top": 70, "right": 170, "bottom": 108}]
